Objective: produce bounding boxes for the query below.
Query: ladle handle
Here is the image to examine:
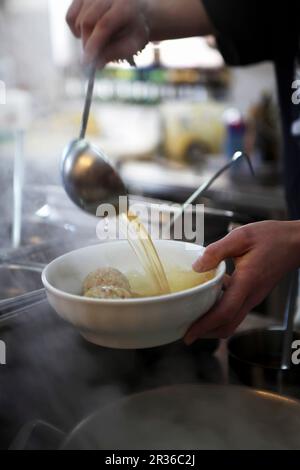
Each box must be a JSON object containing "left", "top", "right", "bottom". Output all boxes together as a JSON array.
[
  {"left": 79, "top": 62, "right": 97, "bottom": 140},
  {"left": 169, "top": 151, "right": 254, "bottom": 230},
  {"left": 79, "top": 56, "right": 136, "bottom": 140}
]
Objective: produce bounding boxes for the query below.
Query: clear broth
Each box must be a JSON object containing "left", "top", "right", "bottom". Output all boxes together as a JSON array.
[
  {"left": 120, "top": 212, "right": 215, "bottom": 298},
  {"left": 126, "top": 266, "right": 215, "bottom": 298},
  {"left": 121, "top": 212, "right": 170, "bottom": 295}
]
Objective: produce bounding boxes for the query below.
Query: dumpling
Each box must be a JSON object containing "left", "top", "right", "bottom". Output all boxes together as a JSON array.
[
  {"left": 83, "top": 267, "right": 131, "bottom": 294},
  {"left": 84, "top": 286, "right": 132, "bottom": 299}
]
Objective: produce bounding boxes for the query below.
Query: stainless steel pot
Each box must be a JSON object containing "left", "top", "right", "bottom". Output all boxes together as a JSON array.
[
  {"left": 0, "top": 264, "right": 43, "bottom": 301},
  {"left": 10, "top": 384, "right": 300, "bottom": 450},
  {"left": 228, "top": 328, "right": 300, "bottom": 399}
]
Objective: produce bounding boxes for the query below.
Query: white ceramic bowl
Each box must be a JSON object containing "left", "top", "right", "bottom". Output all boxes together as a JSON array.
[{"left": 42, "top": 240, "right": 225, "bottom": 349}]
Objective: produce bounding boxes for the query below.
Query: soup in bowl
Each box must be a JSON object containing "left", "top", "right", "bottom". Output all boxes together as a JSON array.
[{"left": 42, "top": 240, "right": 225, "bottom": 349}]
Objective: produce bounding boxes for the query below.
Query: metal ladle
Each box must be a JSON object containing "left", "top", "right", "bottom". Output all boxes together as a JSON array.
[
  {"left": 61, "top": 58, "right": 253, "bottom": 220},
  {"left": 61, "top": 63, "right": 127, "bottom": 216},
  {"left": 169, "top": 151, "right": 254, "bottom": 230}
]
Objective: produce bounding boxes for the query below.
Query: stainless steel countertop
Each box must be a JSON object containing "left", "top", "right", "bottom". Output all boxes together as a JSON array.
[
  {"left": 120, "top": 157, "right": 286, "bottom": 218},
  {"left": 0, "top": 296, "right": 275, "bottom": 450}
]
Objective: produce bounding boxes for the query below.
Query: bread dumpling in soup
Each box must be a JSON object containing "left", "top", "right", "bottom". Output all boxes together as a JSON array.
[
  {"left": 84, "top": 286, "right": 132, "bottom": 299},
  {"left": 83, "top": 267, "right": 131, "bottom": 294}
]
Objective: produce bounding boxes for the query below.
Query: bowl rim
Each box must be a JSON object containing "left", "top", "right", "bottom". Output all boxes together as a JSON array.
[{"left": 42, "top": 240, "right": 226, "bottom": 305}]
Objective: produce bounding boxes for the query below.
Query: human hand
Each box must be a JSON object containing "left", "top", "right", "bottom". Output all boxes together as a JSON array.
[
  {"left": 66, "top": 0, "right": 149, "bottom": 65},
  {"left": 185, "top": 221, "right": 300, "bottom": 344}
]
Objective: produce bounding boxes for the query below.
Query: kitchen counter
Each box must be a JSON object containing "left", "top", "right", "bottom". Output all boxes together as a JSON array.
[
  {"left": 120, "top": 157, "right": 286, "bottom": 219},
  {"left": 0, "top": 183, "right": 291, "bottom": 450},
  {"left": 0, "top": 298, "right": 274, "bottom": 450}
]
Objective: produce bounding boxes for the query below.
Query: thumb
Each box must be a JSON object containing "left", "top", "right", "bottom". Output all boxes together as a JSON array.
[{"left": 193, "top": 229, "right": 250, "bottom": 272}]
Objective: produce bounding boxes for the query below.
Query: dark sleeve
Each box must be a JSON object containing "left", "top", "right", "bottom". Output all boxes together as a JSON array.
[{"left": 202, "top": 0, "right": 300, "bottom": 65}]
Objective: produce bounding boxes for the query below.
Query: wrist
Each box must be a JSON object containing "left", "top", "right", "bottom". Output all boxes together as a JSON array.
[
  {"left": 141, "top": 0, "right": 213, "bottom": 42},
  {"left": 141, "top": 0, "right": 163, "bottom": 42}
]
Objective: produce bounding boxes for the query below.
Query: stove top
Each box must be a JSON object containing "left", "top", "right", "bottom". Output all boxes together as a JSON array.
[{"left": 0, "top": 300, "right": 222, "bottom": 450}]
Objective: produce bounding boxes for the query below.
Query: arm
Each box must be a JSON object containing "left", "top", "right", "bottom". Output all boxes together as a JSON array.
[
  {"left": 144, "top": 0, "right": 214, "bottom": 41},
  {"left": 184, "top": 221, "right": 300, "bottom": 344},
  {"left": 66, "top": 0, "right": 214, "bottom": 65}
]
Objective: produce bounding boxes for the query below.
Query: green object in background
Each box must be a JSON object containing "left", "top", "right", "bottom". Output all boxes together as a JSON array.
[{"left": 147, "top": 68, "right": 168, "bottom": 84}]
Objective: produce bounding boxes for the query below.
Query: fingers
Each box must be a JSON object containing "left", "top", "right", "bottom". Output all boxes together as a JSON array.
[
  {"left": 102, "top": 21, "right": 148, "bottom": 63},
  {"left": 66, "top": 0, "right": 84, "bottom": 37},
  {"left": 84, "top": 4, "right": 134, "bottom": 63},
  {"left": 193, "top": 228, "right": 252, "bottom": 272},
  {"left": 184, "top": 272, "right": 254, "bottom": 345},
  {"left": 184, "top": 220, "right": 298, "bottom": 343},
  {"left": 200, "top": 302, "right": 251, "bottom": 339},
  {"left": 76, "top": 0, "right": 111, "bottom": 46},
  {"left": 66, "top": 0, "right": 149, "bottom": 66}
]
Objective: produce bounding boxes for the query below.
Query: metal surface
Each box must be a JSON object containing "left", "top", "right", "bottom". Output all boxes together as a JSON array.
[
  {"left": 0, "top": 264, "right": 43, "bottom": 301},
  {"left": 0, "top": 307, "right": 290, "bottom": 450},
  {"left": 0, "top": 220, "right": 77, "bottom": 256},
  {"left": 0, "top": 300, "right": 223, "bottom": 450},
  {"left": 0, "top": 288, "right": 46, "bottom": 320},
  {"left": 131, "top": 195, "right": 254, "bottom": 245},
  {"left": 3, "top": 234, "right": 98, "bottom": 267},
  {"left": 120, "top": 157, "right": 286, "bottom": 218},
  {"left": 169, "top": 151, "right": 254, "bottom": 230},
  {"left": 228, "top": 272, "right": 300, "bottom": 392},
  {"left": 9, "top": 420, "right": 65, "bottom": 451},
  {"left": 62, "top": 384, "right": 300, "bottom": 450},
  {"left": 79, "top": 63, "right": 97, "bottom": 140},
  {"left": 281, "top": 271, "right": 299, "bottom": 369},
  {"left": 61, "top": 64, "right": 127, "bottom": 215},
  {"left": 228, "top": 328, "right": 300, "bottom": 398},
  {"left": 62, "top": 140, "right": 127, "bottom": 215},
  {"left": 17, "top": 221, "right": 76, "bottom": 248}
]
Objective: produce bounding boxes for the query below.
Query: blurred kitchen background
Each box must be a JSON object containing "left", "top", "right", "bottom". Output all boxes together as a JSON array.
[{"left": 0, "top": 0, "right": 291, "bottom": 320}]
